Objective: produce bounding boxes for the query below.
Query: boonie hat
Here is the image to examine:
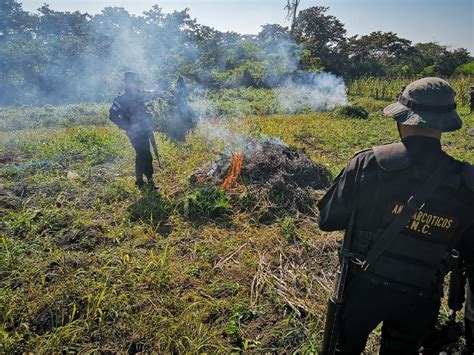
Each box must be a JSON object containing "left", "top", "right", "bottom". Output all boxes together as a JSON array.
[{"left": 384, "top": 77, "right": 462, "bottom": 132}]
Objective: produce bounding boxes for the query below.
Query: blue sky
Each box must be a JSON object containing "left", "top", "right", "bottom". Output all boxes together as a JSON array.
[{"left": 20, "top": 0, "right": 474, "bottom": 53}]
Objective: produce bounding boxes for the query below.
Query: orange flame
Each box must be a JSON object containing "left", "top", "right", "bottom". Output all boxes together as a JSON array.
[{"left": 221, "top": 152, "right": 244, "bottom": 189}]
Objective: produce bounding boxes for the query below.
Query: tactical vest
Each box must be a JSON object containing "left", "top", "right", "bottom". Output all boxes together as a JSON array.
[
  {"left": 110, "top": 92, "right": 153, "bottom": 132},
  {"left": 350, "top": 142, "right": 472, "bottom": 293}
]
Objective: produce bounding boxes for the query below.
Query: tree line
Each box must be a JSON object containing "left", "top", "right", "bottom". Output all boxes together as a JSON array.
[{"left": 0, "top": 1, "right": 472, "bottom": 105}]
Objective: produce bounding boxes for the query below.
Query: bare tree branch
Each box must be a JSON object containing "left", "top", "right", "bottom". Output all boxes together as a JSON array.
[{"left": 284, "top": 0, "right": 301, "bottom": 35}]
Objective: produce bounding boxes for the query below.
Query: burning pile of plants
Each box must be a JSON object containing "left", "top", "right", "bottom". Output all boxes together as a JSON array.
[{"left": 189, "top": 138, "right": 332, "bottom": 220}]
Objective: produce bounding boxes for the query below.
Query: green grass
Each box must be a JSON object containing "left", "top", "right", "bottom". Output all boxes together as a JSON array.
[
  {"left": 1, "top": 93, "right": 473, "bottom": 352},
  {"left": 0, "top": 103, "right": 110, "bottom": 131}
]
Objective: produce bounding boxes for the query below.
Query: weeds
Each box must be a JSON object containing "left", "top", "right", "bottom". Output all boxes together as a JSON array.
[
  {"left": 335, "top": 104, "right": 369, "bottom": 119},
  {"left": 183, "top": 187, "right": 232, "bottom": 220},
  {"left": 277, "top": 216, "right": 297, "bottom": 243},
  {"left": 19, "top": 127, "right": 122, "bottom": 167},
  {"left": 128, "top": 190, "right": 172, "bottom": 225}
]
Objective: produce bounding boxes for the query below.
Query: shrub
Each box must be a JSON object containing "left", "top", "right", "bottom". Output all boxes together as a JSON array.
[
  {"left": 455, "top": 61, "right": 474, "bottom": 76},
  {"left": 421, "top": 65, "right": 436, "bottom": 76},
  {"left": 335, "top": 105, "right": 369, "bottom": 119}
]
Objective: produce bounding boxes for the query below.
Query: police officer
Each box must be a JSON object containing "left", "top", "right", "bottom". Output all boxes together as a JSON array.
[
  {"left": 166, "top": 75, "right": 195, "bottom": 142},
  {"left": 109, "top": 72, "right": 157, "bottom": 189},
  {"left": 318, "top": 77, "right": 474, "bottom": 354}
]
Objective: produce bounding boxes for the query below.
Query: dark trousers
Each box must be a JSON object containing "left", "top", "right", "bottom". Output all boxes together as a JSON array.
[
  {"left": 338, "top": 275, "right": 440, "bottom": 354},
  {"left": 127, "top": 131, "right": 153, "bottom": 181}
]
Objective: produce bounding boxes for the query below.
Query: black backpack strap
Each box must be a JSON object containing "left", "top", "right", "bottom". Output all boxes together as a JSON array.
[{"left": 360, "top": 156, "right": 455, "bottom": 272}]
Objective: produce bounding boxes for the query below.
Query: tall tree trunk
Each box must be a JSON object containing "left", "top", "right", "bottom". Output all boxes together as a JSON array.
[{"left": 285, "top": 0, "right": 300, "bottom": 36}]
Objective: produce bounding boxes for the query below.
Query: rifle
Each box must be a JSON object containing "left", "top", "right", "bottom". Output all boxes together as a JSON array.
[
  {"left": 320, "top": 212, "right": 356, "bottom": 355},
  {"left": 420, "top": 257, "right": 465, "bottom": 354},
  {"left": 149, "top": 132, "right": 162, "bottom": 168}
]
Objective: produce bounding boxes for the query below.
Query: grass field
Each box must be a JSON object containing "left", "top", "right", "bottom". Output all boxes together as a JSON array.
[{"left": 1, "top": 93, "right": 473, "bottom": 352}]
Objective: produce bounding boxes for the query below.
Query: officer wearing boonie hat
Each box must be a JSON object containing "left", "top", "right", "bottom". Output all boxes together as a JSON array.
[
  {"left": 384, "top": 77, "right": 462, "bottom": 132},
  {"left": 109, "top": 72, "right": 157, "bottom": 189},
  {"left": 318, "top": 77, "right": 474, "bottom": 353},
  {"left": 123, "top": 71, "right": 142, "bottom": 84}
]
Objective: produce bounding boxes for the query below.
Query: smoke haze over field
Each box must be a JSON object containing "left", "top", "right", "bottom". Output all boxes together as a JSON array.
[
  {"left": 1, "top": 1, "right": 469, "bottom": 111},
  {"left": 0, "top": 1, "right": 350, "bottom": 119}
]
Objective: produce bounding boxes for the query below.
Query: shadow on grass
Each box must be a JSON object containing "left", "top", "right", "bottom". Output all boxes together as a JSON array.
[
  {"left": 128, "top": 189, "right": 173, "bottom": 229},
  {"left": 128, "top": 186, "right": 235, "bottom": 229}
]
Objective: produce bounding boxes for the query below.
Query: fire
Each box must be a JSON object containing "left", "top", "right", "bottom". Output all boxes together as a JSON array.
[{"left": 221, "top": 152, "right": 244, "bottom": 189}]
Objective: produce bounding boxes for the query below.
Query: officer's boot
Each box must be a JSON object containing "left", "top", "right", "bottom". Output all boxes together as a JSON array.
[
  {"left": 135, "top": 177, "right": 145, "bottom": 188},
  {"left": 146, "top": 177, "right": 158, "bottom": 190}
]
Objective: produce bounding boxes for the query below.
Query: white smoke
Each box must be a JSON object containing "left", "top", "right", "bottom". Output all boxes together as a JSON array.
[
  {"left": 277, "top": 72, "right": 348, "bottom": 114},
  {"left": 197, "top": 120, "right": 288, "bottom": 156}
]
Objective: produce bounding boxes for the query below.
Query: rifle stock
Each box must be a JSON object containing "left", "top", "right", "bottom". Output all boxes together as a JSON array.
[
  {"left": 149, "top": 132, "right": 162, "bottom": 168},
  {"left": 448, "top": 259, "right": 466, "bottom": 313}
]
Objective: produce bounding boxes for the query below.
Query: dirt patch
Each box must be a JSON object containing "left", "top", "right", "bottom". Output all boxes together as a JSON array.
[
  {"left": 190, "top": 140, "right": 332, "bottom": 220},
  {"left": 30, "top": 293, "right": 85, "bottom": 335},
  {"left": 0, "top": 191, "right": 22, "bottom": 211},
  {"left": 0, "top": 150, "right": 18, "bottom": 164},
  {"left": 60, "top": 225, "right": 109, "bottom": 252}
]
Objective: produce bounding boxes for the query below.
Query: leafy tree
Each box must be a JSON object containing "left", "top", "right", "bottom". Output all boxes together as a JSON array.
[
  {"left": 410, "top": 43, "right": 471, "bottom": 77},
  {"left": 256, "top": 24, "right": 301, "bottom": 85},
  {"left": 348, "top": 32, "right": 416, "bottom": 77},
  {"left": 258, "top": 24, "right": 291, "bottom": 43},
  {"left": 411, "top": 42, "right": 447, "bottom": 73},
  {"left": 435, "top": 48, "right": 471, "bottom": 77},
  {"left": 36, "top": 4, "right": 91, "bottom": 37},
  {"left": 293, "top": 6, "right": 348, "bottom": 75},
  {"left": 0, "top": 1, "right": 471, "bottom": 105},
  {"left": 0, "top": 0, "right": 34, "bottom": 40},
  {"left": 455, "top": 61, "right": 474, "bottom": 76}
]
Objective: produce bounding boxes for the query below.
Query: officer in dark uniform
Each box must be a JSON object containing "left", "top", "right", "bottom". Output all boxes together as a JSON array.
[
  {"left": 109, "top": 72, "right": 157, "bottom": 188},
  {"left": 317, "top": 77, "right": 474, "bottom": 354},
  {"left": 166, "top": 75, "right": 195, "bottom": 142}
]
